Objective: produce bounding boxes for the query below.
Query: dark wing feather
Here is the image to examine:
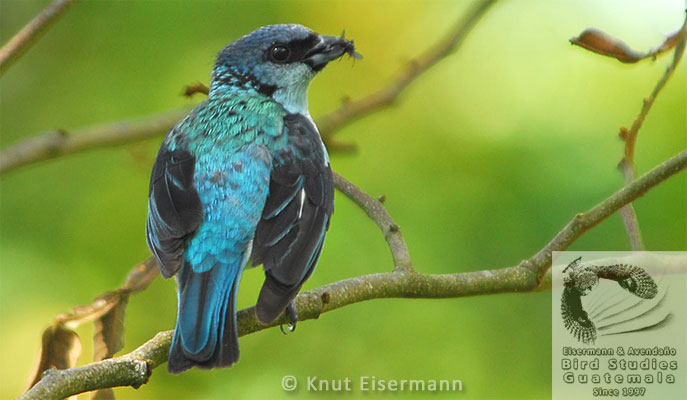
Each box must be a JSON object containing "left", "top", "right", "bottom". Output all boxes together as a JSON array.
[
  {"left": 594, "top": 264, "right": 658, "bottom": 299},
  {"left": 146, "top": 146, "right": 202, "bottom": 278},
  {"left": 561, "top": 280, "right": 597, "bottom": 344},
  {"left": 252, "top": 114, "right": 334, "bottom": 324}
]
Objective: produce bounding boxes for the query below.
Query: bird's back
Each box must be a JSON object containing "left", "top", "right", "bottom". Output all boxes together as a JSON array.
[{"left": 175, "top": 93, "right": 288, "bottom": 268}]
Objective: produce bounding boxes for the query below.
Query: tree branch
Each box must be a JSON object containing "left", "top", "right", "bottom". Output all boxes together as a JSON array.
[
  {"left": 332, "top": 172, "right": 413, "bottom": 272},
  {"left": 570, "top": 12, "right": 687, "bottom": 250},
  {"left": 21, "top": 150, "right": 687, "bottom": 400},
  {"left": 0, "top": 0, "right": 79, "bottom": 75},
  {"left": 20, "top": 331, "right": 171, "bottom": 400},
  {"left": 0, "top": 108, "right": 191, "bottom": 175},
  {"left": 521, "top": 150, "right": 686, "bottom": 281},
  {"left": 316, "top": 0, "right": 496, "bottom": 138},
  {"left": 0, "top": 0, "right": 496, "bottom": 175}
]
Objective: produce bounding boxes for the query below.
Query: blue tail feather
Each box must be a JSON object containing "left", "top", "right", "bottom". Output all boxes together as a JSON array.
[{"left": 168, "top": 260, "right": 242, "bottom": 374}]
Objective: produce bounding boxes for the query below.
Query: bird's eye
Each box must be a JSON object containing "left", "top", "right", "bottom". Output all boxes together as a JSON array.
[{"left": 270, "top": 45, "right": 290, "bottom": 63}]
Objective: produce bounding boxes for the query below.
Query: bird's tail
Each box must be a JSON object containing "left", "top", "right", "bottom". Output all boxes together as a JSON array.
[{"left": 168, "top": 260, "right": 242, "bottom": 374}]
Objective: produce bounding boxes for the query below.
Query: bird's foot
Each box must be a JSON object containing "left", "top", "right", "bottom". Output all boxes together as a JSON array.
[{"left": 279, "top": 301, "right": 299, "bottom": 335}]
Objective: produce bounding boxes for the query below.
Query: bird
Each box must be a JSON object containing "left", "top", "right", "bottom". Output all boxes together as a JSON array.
[
  {"left": 560, "top": 257, "right": 658, "bottom": 344},
  {"left": 145, "top": 24, "right": 360, "bottom": 373}
]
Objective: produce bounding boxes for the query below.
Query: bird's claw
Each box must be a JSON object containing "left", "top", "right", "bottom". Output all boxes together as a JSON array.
[{"left": 279, "top": 301, "right": 299, "bottom": 335}]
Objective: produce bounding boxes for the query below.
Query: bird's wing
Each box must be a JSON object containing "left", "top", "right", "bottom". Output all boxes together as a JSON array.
[
  {"left": 146, "top": 146, "right": 203, "bottom": 278},
  {"left": 594, "top": 264, "right": 658, "bottom": 299},
  {"left": 252, "top": 113, "right": 334, "bottom": 323},
  {"left": 561, "top": 282, "right": 597, "bottom": 344}
]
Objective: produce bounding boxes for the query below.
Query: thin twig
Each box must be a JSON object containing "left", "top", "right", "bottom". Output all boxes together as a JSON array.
[
  {"left": 317, "top": 0, "right": 497, "bottom": 137},
  {"left": 333, "top": 172, "right": 413, "bottom": 272},
  {"left": 21, "top": 150, "right": 687, "bottom": 400},
  {"left": 0, "top": 0, "right": 79, "bottom": 75},
  {"left": 618, "top": 204, "right": 645, "bottom": 250},
  {"left": 0, "top": 0, "right": 497, "bottom": 175},
  {"left": 620, "top": 16, "right": 687, "bottom": 162},
  {"left": 616, "top": 13, "right": 687, "bottom": 250}
]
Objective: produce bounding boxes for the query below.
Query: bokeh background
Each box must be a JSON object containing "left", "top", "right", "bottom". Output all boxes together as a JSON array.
[{"left": 1, "top": 0, "right": 685, "bottom": 399}]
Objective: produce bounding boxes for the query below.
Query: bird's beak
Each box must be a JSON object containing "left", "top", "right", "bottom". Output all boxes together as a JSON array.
[{"left": 304, "top": 32, "right": 362, "bottom": 71}]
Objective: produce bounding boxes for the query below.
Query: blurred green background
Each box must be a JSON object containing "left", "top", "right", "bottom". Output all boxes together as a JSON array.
[{"left": 1, "top": 0, "right": 685, "bottom": 399}]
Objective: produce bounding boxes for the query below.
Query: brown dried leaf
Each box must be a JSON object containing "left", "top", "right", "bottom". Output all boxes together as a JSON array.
[
  {"left": 89, "top": 294, "right": 130, "bottom": 400},
  {"left": 650, "top": 17, "right": 687, "bottom": 61},
  {"left": 93, "top": 295, "right": 129, "bottom": 362},
  {"left": 91, "top": 388, "right": 116, "bottom": 400},
  {"left": 57, "top": 291, "right": 121, "bottom": 330},
  {"left": 183, "top": 82, "right": 210, "bottom": 97},
  {"left": 654, "top": 26, "right": 685, "bottom": 55},
  {"left": 122, "top": 258, "right": 159, "bottom": 293},
  {"left": 26, "top": 325, "right": 81, "bottom": 389},
  {"left": 570, "top": 28, "right": 645, "bottom": 63}
]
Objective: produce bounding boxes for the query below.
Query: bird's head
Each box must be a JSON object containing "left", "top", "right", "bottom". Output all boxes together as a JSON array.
[
  {"left": 570, "top": 268, "right": 599, "bottom": 295},
  {"left": 210, "top": 24, "right": 360, "bottom": 114}
]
